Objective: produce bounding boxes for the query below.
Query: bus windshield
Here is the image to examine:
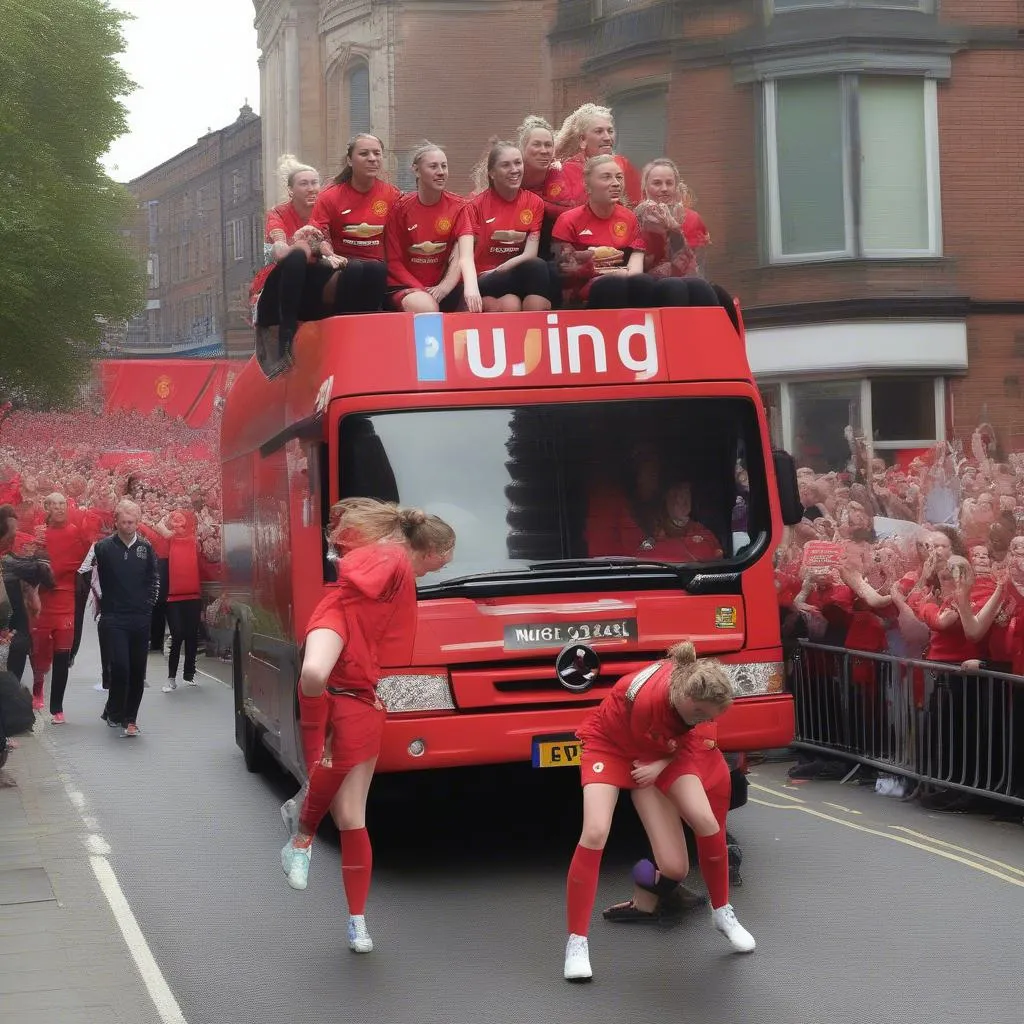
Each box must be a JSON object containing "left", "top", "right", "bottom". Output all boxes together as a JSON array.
[{"left": 338, "top": 397, "right": 768, "bottom": 588}]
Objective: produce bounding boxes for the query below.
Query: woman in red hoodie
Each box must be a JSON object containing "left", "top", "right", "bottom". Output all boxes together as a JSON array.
[
  {"left": 151, "top": 510, "right": 203, "bottom": 692},
  {"left": 279, "top": 501, "right": 455, "bottom": 955}
]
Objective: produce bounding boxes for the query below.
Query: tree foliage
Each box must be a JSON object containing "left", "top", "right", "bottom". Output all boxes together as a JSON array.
[{"left": 0, "top": 0, "right": 145, "bottom": 408}]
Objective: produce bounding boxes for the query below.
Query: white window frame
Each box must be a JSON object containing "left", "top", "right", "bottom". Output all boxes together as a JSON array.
[
  {"left": 764, "top": 75, "right": 942, "bottom": 264},
  {"left": 228, "top": 218, "right": 246, "bottom": 262},
  {"left": 769, "top": 0, "right": 933, "bottom": 12}
]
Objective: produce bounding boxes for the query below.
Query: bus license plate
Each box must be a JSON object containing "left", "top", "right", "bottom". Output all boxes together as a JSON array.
[{"left": 532, "top": 736, "right": 582, "bottom": 768}]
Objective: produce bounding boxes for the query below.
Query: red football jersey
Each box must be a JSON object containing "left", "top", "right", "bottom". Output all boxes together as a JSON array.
[
  {"left": 384, "top": 191, "right": 471, "bottom": 290},
  {"left": 310, "top": 179, "right": 401, "bottom": 262},
  {"left": 265, "top": 202, "right": 308, "bottom": 243},
  {"left": 551, "top": 203, "right": 645, "bottom": 299},
  {"left": 468, "top": 188, "right": 544, "bottom": 272},
  {"left": 522, "top": 166, "right": 575, "bottom": 222}
]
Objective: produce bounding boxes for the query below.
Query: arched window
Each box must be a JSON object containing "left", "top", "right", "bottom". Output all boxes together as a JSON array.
[{"left": 348, "top": 61, "right": 371, "bottom": 136}]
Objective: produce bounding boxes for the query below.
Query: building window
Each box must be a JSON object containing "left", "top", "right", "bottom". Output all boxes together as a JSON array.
[
  {"left": 763, "top": 75, "right": 940, "bottom": 263},
  {"left": 348, "top": 60, "right": 371, "bottom": 136},
  {"left": 788, "top": 380, "right": 862, "bottom": 473},
  {"left": 147, "top": 253, "right": 160, "bottom": 290},
  {"left": 870, "top": 377, "right": 937, "bottom": 447},
  {"left": 231, "top": 168, "right": 244, "bottom": 203},
  {"left": 594, "top": 0, "right": 634, "bottom": 17},
  {"left": 611, "top": 89, "right": 667, "bottom": 174},
  {"left": 227, "top": 218, "right": 246, "bottom": 261}
]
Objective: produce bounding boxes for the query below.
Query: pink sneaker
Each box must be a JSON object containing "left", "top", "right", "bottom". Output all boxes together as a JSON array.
[
  {"left": 51, "top": 712, "right": 65, "bottom": 725},
  {"left": 32, "top": 697, "right": 44, "bottom": 711}
]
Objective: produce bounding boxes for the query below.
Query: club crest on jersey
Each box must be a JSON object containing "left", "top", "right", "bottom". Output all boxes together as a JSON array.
[
  {"left": 518, "top": 208, "right": 535, "bottom": 226},
  {"left": 434, "top": 216, "right": 453, "bottom": 234},
  {"left": 612, "top": 220, "right": 628, "bottom": 239},
  {"left": 371, "top": 199, "right": 389, "bottom": 217},
  {"left": 136, "top": 545, "right": 147, "bottom": 559}
]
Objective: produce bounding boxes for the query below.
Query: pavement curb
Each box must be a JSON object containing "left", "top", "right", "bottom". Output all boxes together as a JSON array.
[{"left": 0, "top": 731, "right": 169, "bottom": 1023}]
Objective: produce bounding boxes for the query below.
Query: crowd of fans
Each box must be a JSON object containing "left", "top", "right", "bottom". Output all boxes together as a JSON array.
[
  {"left": 0, "top": 405, "right": 223, "bottom": 568},
  {"left": 775, "top": 421, "right": 1024, "bottom": 675}
]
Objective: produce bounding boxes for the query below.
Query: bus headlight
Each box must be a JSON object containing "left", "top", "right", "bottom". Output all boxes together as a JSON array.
[
  {"left": 721, "top": 661, "right": 785, "bottom": 697},
  {"left": 376, "top": 673, "right": 455, "bottom": 712}
]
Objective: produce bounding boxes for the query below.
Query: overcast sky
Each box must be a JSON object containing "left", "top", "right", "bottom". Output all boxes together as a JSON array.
[{"left": 102, "top": 0, "right": 262, "bottom": 182}]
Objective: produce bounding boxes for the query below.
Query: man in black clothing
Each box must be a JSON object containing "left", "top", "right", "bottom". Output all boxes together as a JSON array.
[{"left": 94, "top": 500, "right": 159, "bottom": 737}]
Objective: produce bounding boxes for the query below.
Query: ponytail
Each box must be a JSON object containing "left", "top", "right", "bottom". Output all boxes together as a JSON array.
[
  {"left": 667, "top": 640, "right": 696, "bottom": 667},
  {"left": 666, "top": 640, "right": 733, "bottom": 710},
  {"left": 327, "top": 497, "right": 454, "bottom": 557}
]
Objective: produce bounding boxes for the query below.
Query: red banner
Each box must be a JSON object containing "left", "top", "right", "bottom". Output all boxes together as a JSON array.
[{"left": 99, "top": 360, "right": 234, "bottom": 428}]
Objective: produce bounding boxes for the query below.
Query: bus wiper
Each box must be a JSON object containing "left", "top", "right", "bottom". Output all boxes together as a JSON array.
[
  {"left": 528, "top": 557, "right": 691, "bottom": 574},
  {"left": 417, "top": 568, "right": 536, "bottom": 595}
]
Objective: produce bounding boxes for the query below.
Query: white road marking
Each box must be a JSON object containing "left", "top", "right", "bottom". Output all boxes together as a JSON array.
[
  {"left": 90, "top": 856, "right": 190, "bottom": 1024},
  {"left": 52, "top": 757, "right": 191, "bottom": 1023}
]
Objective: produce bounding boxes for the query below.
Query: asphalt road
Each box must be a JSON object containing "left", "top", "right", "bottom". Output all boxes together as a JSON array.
[{"left": 38, "top": 628, "right": 1024, "bottom": 1024}]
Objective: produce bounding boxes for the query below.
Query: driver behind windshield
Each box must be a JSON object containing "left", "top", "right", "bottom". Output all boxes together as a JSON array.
[{"left": 639, "top": 481, "right": 722, "bottom": 562}]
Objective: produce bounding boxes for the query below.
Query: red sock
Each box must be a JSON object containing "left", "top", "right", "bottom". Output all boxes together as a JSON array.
[
  {"left": 566, "top": 844, "right": 603, "bottom": 936},
  {"left": 696, "top": 830, "right": 730, "bottom": 909},
  {"left": 340, "top": 827, "right": 373, "bottom": 915},
  {"left": 297, "top": 689, "right": 329, "bottom": 773}
]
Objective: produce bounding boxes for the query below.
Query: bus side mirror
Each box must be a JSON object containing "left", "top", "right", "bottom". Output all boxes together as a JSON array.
[{"left": 773, "top": 449, "right": 803, "bottom": 526}]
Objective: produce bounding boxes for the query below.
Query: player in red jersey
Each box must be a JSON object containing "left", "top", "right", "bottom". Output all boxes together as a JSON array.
[
  {"left": 465, "top": 141, "right": 550, "bottom": 312},
  {"left": 31, "top": 493, "right": 89, "bottom": 721},
  {"left": 279, "top": 502, "right": 455, "bottom": 955},
  {"left": 383, "top": 143, "right": 475, "bottom": 313},
  {"left": 551, "top": 154, "right": 648, "bottom": 308},
  {"left": 517, "top": 115, "right": 575, "bottom": 253},
  {"left": 634, "top": 158, "right": 715, "bottom": 299},
  {"left": 252, "top": 155, "right": 326, "bottom": 371},
  {"left": 553, "top": 103, "right": 642, "bottom": 207},
  {"left": 563, "top": 641, "right": 755, "bottom": 982},
  {"left": 311, "top": 133, "right": 398, "bottom": 314}
]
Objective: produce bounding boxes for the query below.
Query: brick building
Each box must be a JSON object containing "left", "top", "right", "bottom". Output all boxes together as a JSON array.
[
  {"left": 254, "top": 0, "right": 1024, "bottom": 459},
  {"left": 114, "top": 105, "right": 265, "bottom": 360}
]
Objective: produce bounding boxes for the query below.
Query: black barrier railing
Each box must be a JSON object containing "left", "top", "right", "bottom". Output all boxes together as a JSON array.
[{"left": 792, "top": 642, "right": 1024, "bottom": 808}]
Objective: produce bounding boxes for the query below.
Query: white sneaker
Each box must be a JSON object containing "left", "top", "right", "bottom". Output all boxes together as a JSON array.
[
  {"left": 186, "top": 678, "right": 198, "bottom": 687},
  {"left": 712, "top": 904, "right": 756, "bottom": 952},
  {"left": 347, "top": 915, "right": 374, "bottom": 953},
  {"left": 281, "top": 840, "right": 312, "bottom": 890},
  {"left": 162, "top": 680, "right": 177, "bottom": 693},
  {"left": 563, "top": 933, "right": 592, "bottom": 981},
  {"left": 280, "top": 797, "right": 300, "bottom": 837}
]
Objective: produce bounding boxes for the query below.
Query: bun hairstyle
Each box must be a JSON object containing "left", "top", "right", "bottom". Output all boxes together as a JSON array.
[
  {"left": 278, "top": 154, "right": 318, "bottom": 191},
  {"left": 327, "top": 497, "right": 455, "bottom": 556},
  {"left": 516, "top": 114, "right": 554, "bottom": 152},
  {"left": 666, "top": 641, "right": 734, "bottom": 711}
]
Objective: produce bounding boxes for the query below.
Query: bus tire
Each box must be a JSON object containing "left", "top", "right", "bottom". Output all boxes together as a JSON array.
[{"left": 242, "top": 713, "right": 266, "bottom": 774}]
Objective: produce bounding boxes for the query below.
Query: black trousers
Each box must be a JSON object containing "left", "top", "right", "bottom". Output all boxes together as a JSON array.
[
  {"left": 97, "top": 619, "right": 112, "bottom": 689},
  {"left": 102, "top": 617, "right": 150, "bottom": 726},
  {"left": 587, "top": 273, "right": 720, "bottom": 309},
  {"left": 71, "top": 572, "right": 91, "bottom": 663},
  {"left": 479, "top": 258, "right": 551, "bottom": 302},
  {"left": 166, "top": 599, "right": 201, "bottom": 681},
  {"left": 6, "top": 630, "right": 30, "bottom": 685}
]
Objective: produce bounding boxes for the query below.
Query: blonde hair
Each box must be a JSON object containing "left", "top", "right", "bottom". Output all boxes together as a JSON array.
[
  {"left": 411, "top": 141, "right": 445, "bottom": 171},
  {"left": 554, "top": 103, "right": 614, "bottom": 162},
  {"left": 640, "top": 158, "right": 696, "bottom": 208},
  {"left": 583, "top": 153, "right": 618, "bottom": 187},
  {"left": 328, "top": 498, "right": 455, "bottom": 555},
  {"left": 114, "top": 498, "right": 141, "bottom": 520},
  {"left": 277, "top": 154, "right": 318, "bottom": 191},
  {"left": 666, "top": 641, "right": 734, "bottom": 711},
  {"left": 516, "top": 114, "right": 554, "bottom": 153}
]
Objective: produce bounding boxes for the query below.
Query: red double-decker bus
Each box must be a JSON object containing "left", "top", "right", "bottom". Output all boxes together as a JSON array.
[{"left": 220, "top": 303, "right": 802, "bottom": 780}]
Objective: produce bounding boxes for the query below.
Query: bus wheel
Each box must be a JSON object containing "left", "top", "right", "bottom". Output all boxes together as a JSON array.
[{"left": 242, "top": 713, "right": 266, "bottom": 774}]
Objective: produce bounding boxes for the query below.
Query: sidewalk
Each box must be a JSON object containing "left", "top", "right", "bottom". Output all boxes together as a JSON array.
[{"left": 0, "top": 727, "right": 165, "bottom": 1023}]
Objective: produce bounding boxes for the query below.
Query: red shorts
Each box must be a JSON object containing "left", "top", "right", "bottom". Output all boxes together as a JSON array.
[
  {"left": 579, "top": 739, "right": 729, "bottom": 797},
  {"left": 325, "top": 692, "right": 386, "bottom": 771},
  {"left": 31, "top": 616, "right": 75, "bottom": 673}
]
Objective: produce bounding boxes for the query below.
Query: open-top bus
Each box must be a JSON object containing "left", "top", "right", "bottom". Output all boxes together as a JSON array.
[{"left": 220, "top": 301, "right": 802, "bottom": 780}]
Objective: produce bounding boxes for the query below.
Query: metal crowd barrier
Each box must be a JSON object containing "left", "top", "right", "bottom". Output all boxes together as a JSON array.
[{"left": 791, "top": 641, "right": 1024, "bottom": 809}]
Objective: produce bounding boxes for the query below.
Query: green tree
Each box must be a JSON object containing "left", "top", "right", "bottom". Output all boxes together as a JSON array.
[{"left": 0, "top": 0, "right": 144, "bottom": 408}]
